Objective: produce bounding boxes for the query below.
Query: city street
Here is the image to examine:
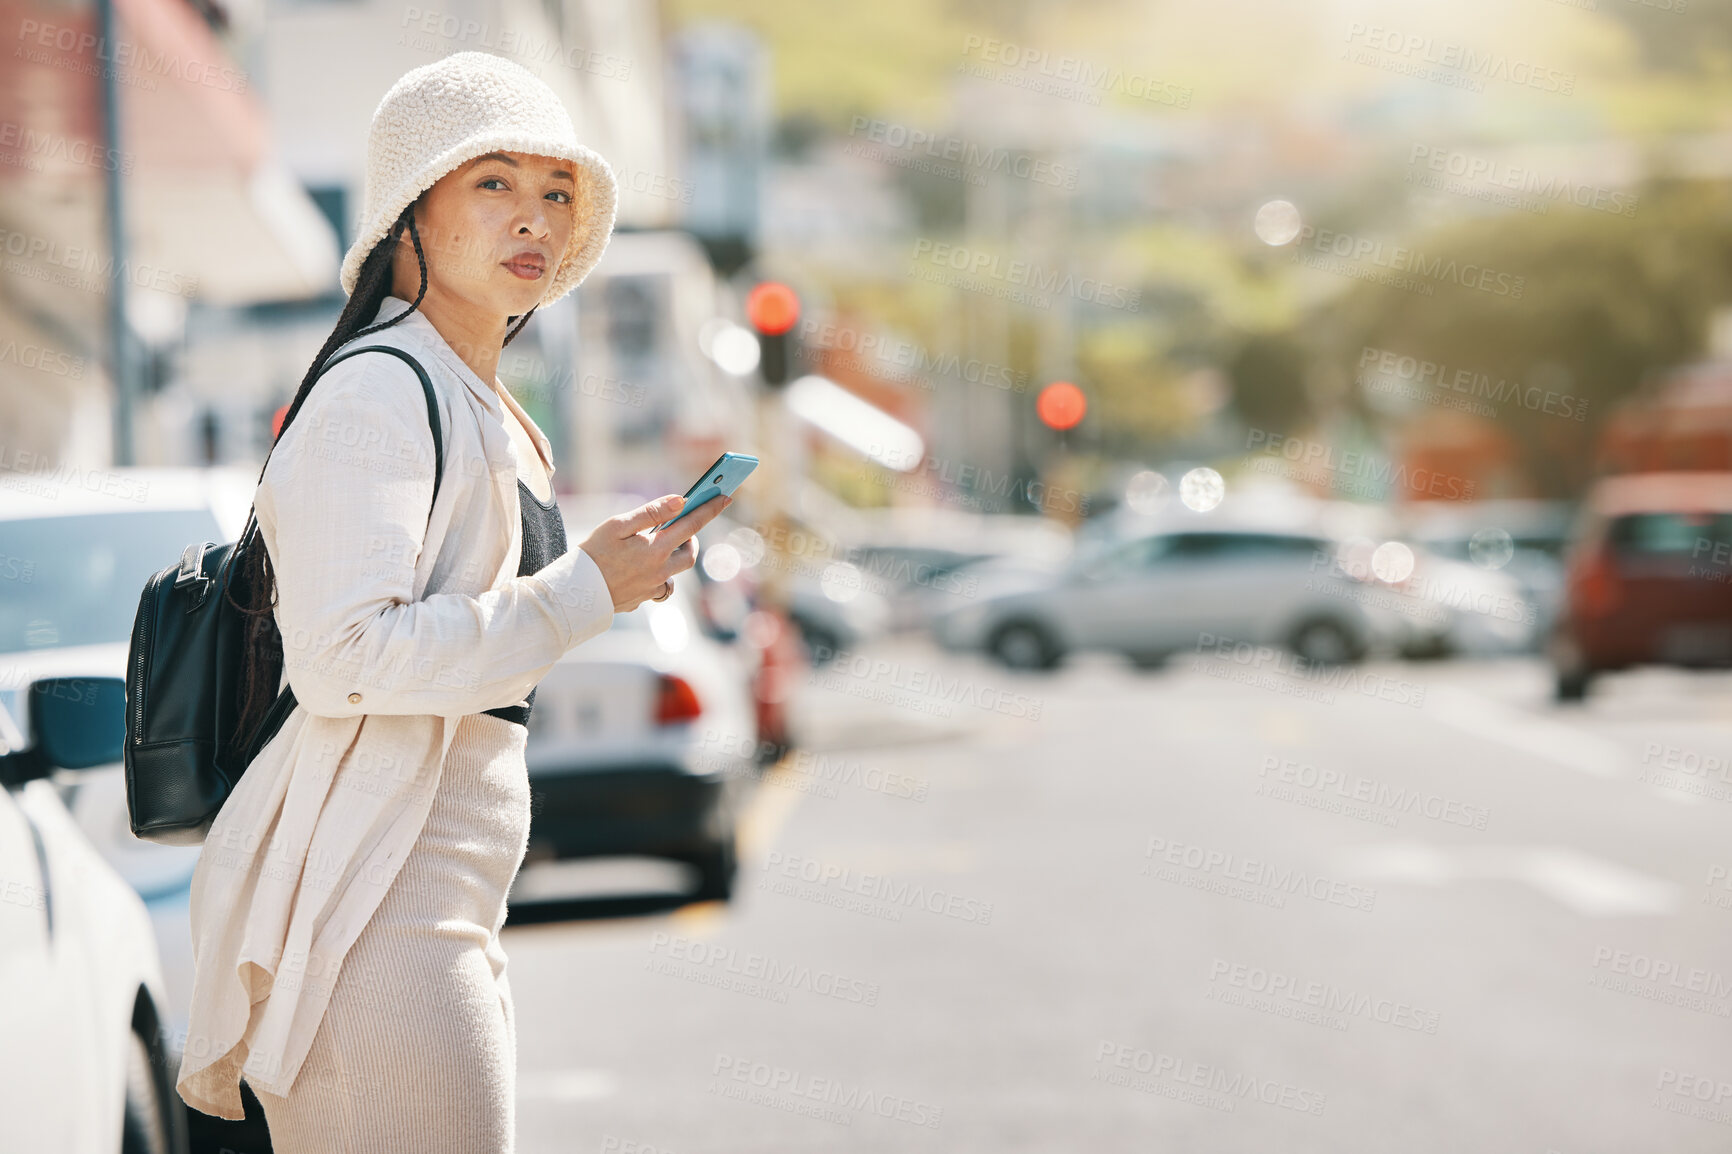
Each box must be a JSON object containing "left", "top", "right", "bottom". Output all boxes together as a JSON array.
[
  {"left": 503, "top": 638, "right": 1732, "bottom": 1153},
  {"left": 13, "top": 1, "right": 1732, "bottom": 1148}
]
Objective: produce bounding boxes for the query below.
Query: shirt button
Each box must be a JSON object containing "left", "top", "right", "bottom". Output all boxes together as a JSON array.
[{"left": 348, "top": 692, "right": 362, "bottom": 704}]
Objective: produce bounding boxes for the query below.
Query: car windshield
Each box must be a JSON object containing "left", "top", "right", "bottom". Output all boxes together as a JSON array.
[
  {"left": 0, "top": 510, "right": 224, "bottom": 654},
  {"left": 1422, "top": 533, "right": 1569, "bottom": 561},
  {"left": 1606, "top": 512, "right": 1732, "bottom": 557}
]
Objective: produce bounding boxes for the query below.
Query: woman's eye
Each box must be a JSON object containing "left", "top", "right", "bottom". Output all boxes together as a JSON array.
[
  {"left": 547, "top": 189, "right": 573, "bottom": 204},
  {"left": 479, "top": 177, "right": 507, "bottom": 190}
]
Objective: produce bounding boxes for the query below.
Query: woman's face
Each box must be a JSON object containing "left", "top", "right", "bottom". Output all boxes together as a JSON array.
[{"left": 395, "top": 149, "right": 584, "bottom": 323}]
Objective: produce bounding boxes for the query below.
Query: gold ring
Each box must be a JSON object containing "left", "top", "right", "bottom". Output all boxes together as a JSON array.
[{"left": 651, "top": 582, "right": 673, "bottom": 602}]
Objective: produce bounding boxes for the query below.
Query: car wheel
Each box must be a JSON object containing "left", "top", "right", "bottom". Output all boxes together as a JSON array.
[
  {"left": 988, "top": 620, "right": 1061, "bottom": 670},
  {"left": 688, "top": 839, "right": 737, "bottom": 903},
  {"left": 1399, "top": 632, "right": 1453, "bottom": 662},
  {"left": 1289, "top": 618, "right": 1361, "bottom": 666},
  {"left": 1554, "top": 667, "right": 1593, "bottom": 702},
  {"left": 121, "top": 1030, "right": 171, "bottom": 1154},
  {"left": 1547, "top": 629, "right": 1593, "bottom": 703}
]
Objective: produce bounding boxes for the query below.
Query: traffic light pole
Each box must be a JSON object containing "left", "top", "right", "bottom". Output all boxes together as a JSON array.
[
  {"left": 97, "top": 0, "right": 134, "bottom": 466},
  {"left": 743, "top": 281, "right": 801, "bottom": 625},
  {"left": 753, "top": 387, "right": 794, "bottom": 613}
]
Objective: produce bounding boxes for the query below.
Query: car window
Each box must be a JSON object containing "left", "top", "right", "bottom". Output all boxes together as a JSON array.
[
  {"left": 0, "top": 510, "right": 225, "bottom": 653},
  {"left": 1166, "top": 533, "right": 1323, "bottom": 560},
  {"left": 1607, "top": 512, "right": 1732, "bottom": 557},
  {"left": 1090, "top": 535, "right": 1173, "bottom": 577},
  {"left": 854, "top": 547, "right": 985, "bottom": 586}
]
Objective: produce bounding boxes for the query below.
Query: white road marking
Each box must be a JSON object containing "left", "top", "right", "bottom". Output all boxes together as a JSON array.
[
  {"left": 1425, "top": 686, "right": 1622, "bottom": 777},
  {"left": 1336, "top": 842, "right": 1679, "bottom": 916}
]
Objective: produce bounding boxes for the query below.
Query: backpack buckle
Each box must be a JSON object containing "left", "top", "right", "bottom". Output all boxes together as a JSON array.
[{"left": 175, "top": 541, "right": 213, "bottom": 607}]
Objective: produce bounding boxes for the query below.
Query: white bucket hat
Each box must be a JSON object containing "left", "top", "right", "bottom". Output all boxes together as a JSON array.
[{"left": 339, "top": 50, "right": 618, "bottom": 308}]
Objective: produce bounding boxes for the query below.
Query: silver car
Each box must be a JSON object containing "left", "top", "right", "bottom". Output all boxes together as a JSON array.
[{"left": 932, "top": 525, "right": 1404, "bottom": 670}]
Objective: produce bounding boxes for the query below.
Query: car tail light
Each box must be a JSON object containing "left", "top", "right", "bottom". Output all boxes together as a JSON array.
[
  {"left": 654, "top": 673, "right": 703, "bottom": 725},
  {"left": 1572, "top": 547, "right": 1621, "bottom": 616}
]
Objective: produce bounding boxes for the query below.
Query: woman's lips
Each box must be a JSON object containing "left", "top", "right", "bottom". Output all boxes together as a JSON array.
[{"left": 504, "top": 256, "right": 546, "bottom": 279}]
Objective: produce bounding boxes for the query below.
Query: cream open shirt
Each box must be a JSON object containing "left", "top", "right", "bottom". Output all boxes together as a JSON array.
[{"left": 176, "top": 295, "right": 617, "bottom": 1119}]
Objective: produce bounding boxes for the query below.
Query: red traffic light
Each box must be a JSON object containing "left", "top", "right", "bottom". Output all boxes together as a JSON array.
[
  {"left": 746, "top": 282, "right": 800, "bottom": 336},
  {"left": 1037, "top": 381, "right": 1086, "bottom": 430}
]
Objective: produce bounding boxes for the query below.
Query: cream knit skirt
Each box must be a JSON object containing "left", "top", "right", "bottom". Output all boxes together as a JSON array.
[{"left": 253, "top": 713, "right": 532, "bottom": 1153}]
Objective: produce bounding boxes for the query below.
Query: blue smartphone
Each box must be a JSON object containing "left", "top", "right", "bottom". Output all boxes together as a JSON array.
[{"left": 654, "top": 452, "right": 759, "bottom": 532}]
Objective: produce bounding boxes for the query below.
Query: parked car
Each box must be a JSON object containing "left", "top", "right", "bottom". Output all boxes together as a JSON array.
[
  {"left": 931, "top": 523, "right": 1407, "bottom": 670},
  {"left": 693, "top": 508, "right": 891, "bottom": 665},
  {"left": 841, "top": 507, "right": 1074, "bottom": 633},
  {"left": 1338, "top": 542, "right": 1539, "bottom": 660},
  {"left": 1550, "top": 472, "right": 1732, "bottom": 700},
  {"left": 0, "top": 674, "right": 188, "bottom": 1154},
  {"left": 682, "top": 514, "right": 807, "bottom": 760},
  {"left": 1401, "top": 500, "right": 1573, "bottom": 648},
  {"left": 0, "top": 466, "right": 274, "bottom": 1151},
  {"left": 519, "top": 496, "right": 765, "bottom": 901}
]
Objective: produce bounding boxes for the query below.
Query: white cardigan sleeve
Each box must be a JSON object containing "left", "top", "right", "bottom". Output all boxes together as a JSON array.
[{"left": 256, "top": 354, "right": 617, "bottom": 718}]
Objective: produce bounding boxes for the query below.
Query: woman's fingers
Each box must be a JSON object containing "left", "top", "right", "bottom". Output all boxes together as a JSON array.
[
  {"left": 611, "top": 494, "right": 684, "bottom": 538},
  {"left": 583, "top": 494, "right": 732, "bottom": 611},
  {"left": 665, "top": 537, "right": 697, "bottom": 578},
  {"left": 650, "top": 494, "right": 732, "bottom": 553}
]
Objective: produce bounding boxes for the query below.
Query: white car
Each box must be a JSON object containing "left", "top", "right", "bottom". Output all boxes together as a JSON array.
[
  {"left": 0, "top": 673, "right": 186, "bottom": 1154},
  {"left": 520, "top": 496, "right": 765, "bottom": 901},
  {"left": 1400, "top": 500, "right": 1572, "bottom": 650},
  {"left": 1364, "top": 545, "right": 1539, "bottom": 658},
  {"left": 0, "top": 467, "right": 263, "bottom": 1150}
]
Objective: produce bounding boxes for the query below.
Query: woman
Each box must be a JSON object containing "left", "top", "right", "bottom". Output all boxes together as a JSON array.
[{"left": 174, "top": 52, "right": 730, "bottom": 1151}]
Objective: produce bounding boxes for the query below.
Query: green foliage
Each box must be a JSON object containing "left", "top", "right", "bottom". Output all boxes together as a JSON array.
[
  {"left": 1324, "top": 180, "right": 1732, "bottom": 495},
  {"left": 1225, "top": 330, "right": 1312, "bottom": 435}
]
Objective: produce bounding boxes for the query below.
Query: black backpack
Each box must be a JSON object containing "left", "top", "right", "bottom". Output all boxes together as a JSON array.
[{"left": 123, "top": 345, "right": 444, "bottom": 846}]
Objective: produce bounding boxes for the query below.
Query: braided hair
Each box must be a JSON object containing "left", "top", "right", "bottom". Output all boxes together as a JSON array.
[{"left": 226, "top": 195, "right": 540, "bottom": 757}]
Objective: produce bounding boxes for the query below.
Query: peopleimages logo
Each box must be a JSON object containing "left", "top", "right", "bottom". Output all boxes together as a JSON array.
[
  {"left": 1142, "top": 835, "right": 1379, "bottom": 912},
  {"left": 1194, "top": 631, "right": 1429, "bottom": 708},
  {"left": 846, "top": 117, "right": 1079, "bottom": 189},
  {"left": 1206, "top": 958, "right": 1442, "bottom": 1034},
  {"left": 798, "top": 319, "right": 1029, "bottom": 393},
  {"left": 0, "top": 121, "right": 133, "bottom": 174},
  {"left": 710, "top": 1054, "right": 943, "bottom": 1128},
  {"left": 959, "top": 36, "right": 1192, "bottom": 108},
  {"left": 1343, "top": 22, "right": 1576, "bottom": 95},
  {"left": 909, "top": 239, "right": 1142, "bottom": 312},
  {"left": 1357, "top": 346, "right": 1589, "bottom": 423},
  {"left": 1092, "top": 1041, "right": 1327, "bottom": 1116},
  {"left": 1245, "top": 429, "right": 1475, "bottom": 500},
  {"left": 1291, "top": 225, "right": 1524, "bottom": 298},
  {"left": 1407, "top": 144, "right": 1637, "bottom": 218}
]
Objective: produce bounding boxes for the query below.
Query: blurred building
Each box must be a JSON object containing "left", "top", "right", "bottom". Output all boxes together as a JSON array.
[
  {"left": 0, "top": 0, "right": 337, "bottom": 470},
  {"left": 166, "top": 0, "right": 703, "bottom": 484}
]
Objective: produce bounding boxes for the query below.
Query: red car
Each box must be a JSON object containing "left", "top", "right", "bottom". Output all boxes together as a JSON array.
[{"left": 1551, "top": 472, "right": 1732, "bottom": 699}]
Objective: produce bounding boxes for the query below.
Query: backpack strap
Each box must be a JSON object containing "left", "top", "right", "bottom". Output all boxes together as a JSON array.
[
  {"left": 238, "top": 344, "right": 445, "bottom": 768},
  {"left": 317, "top": 344, "right": 444, "bottom": 503}
]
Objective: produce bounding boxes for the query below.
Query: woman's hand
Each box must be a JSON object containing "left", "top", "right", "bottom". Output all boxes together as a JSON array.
[{"left": 579, "top": 493, "right": 734, "bottom": 614}]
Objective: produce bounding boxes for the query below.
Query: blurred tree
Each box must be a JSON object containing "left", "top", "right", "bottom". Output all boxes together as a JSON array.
[
  {"left": 1224, "top": 329, "right": 1312, "bottom": 435},
  {"left": 1325, "top": 179, "right": 1732, "bottom": 497},
  {"left": 1603, "top": 4, "right": 1732, "bottom": 73},
  {"left": 665, "top": 0, "right": 988, "bottom": 126}
]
